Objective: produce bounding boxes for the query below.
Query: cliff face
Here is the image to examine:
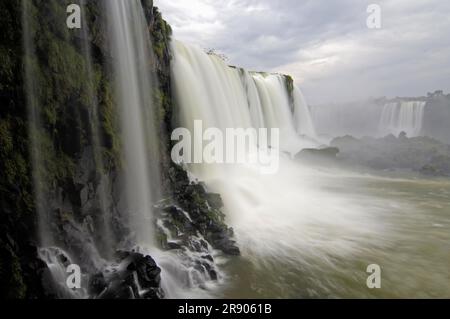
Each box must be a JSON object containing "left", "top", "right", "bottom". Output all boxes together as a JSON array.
[
  {"left": 0, "top": 0, "right": 41, "bottom": 298},
  {"left": 0, "top": 0, "right": 237, "bottom": 299},
  {"left": 0, "top": 0, "right": 171, "bottom": 298}
]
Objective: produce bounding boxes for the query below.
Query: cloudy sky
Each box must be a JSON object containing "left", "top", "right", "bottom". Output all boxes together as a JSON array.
[{"left": 154, "top": 0, "right": 450, "bottom": 104}]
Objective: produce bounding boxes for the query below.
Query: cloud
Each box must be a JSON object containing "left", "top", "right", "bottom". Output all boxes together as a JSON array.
[{"left": 154, "top": 0, "right": 450, "bottom": 103}]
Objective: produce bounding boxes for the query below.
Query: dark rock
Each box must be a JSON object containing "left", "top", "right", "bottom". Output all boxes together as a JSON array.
[
  {"left": 201, "top": 254, "right": 214, "bottom": 262},
  {"left": 205, "top": 193, "right": 224, "bottom": 209},
  {"left": 167, "top": 242, "right": 182, "bottom": 250},
  {"left": 295, "top": 147, "right": 340, "bottom": 162},
  {"left": 88, "top": 273, "right": 107, "bottom": 296},
  {"left": 214, "top": 239, "right": 240, "bottom": 256},
  {"left": 91, "top": 251, "right": 164, "bottom": 299}
]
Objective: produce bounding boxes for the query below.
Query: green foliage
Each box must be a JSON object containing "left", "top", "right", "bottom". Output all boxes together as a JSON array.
[
  {"left": 151, "top": 7, "right": 172, "bottom": 60},
  {"left": 285, "top": 75, "right": 294, "bottom": 97},
  {"left": 98, "top": 77, "right": 121, "bottom": 169},
  {"left": 0, "top": 245, "right": 27, "bottom": 299}
]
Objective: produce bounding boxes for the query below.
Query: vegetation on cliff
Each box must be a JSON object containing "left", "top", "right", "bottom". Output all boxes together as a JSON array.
[{"left": 0, "top": 0, "right": 237, "bottom": 299}]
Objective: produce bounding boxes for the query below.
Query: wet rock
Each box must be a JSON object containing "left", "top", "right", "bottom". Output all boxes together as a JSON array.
[
  {"left": 295, "top": 147, "right": 340, "bottom": 162},
  {"left": 205, "top": 193, "right": 224, "bottom": 209},
  {"left": 90, "top": 251, "right": 164, "bottom": 299},
  {"left": 167, "top": 242, "right": 182, "bottom": 250},
  {"left": 88, "top": 273, "right": 107, "bottom": 296},
  {"left": 201, "top": 254, "right": 214, "bottom": 262},
  {"left": 156, "top": 188, "right": 240, "bottom": 257}
]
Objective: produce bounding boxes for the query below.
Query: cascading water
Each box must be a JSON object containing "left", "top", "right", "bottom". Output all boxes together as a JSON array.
[
  {"left": 22, "top": 0, "right": 48, "bottom": 247},
  {"left": 104, "top": 1, "right": 207, "bottom": 299},
  {"left": 171, "top": 41, "right": 317, "bottom": 159},
  {"left": 379, "top": 101, "right": 426, "bottom": 137},
  {"left": 79, "top": 0, "right": 115, "bottom": 259},
  {"left": 22, "top": 0, "right": 166, "bottom": 298},
  {"left": 19, "top": 0, "right": 450, "bottom": 299},
  {"left": 293, "top": 87, "right": 317, "bottom": 138},
  {"left": 18, "top": 1, "right": 450, "bottom": 298},
  {"left": 38, "top": 247, "right": 88, "bottom": 299},
  {"left": 22, "top": 0, "right": 110, "bottom": 296},
  {"left": 171, "top": 40, "right": 388, "bottom": 297},
  {"left": 105, "top": 0, "right": 161, "bottom": 249}
]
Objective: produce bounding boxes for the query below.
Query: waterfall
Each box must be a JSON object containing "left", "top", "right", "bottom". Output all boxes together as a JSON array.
[
  {"left": 79, "top": 0, "right": 115, "bottom": 259},
  {"left": 171, "top": 40, "right": 380, "bottom": 283},
  {"left": 171, "top": 40, "right": 317, "bottom": 161},
  {"left": 379, "top": 101, "right": 426, "bottom": 137},
  {"left": 293, "top": 87, "right": 317, "bottom": 138},
  {"left": 22, "top": 0, "right": 48, "bottom": 246},
  {"left": 22, "top": 0, "right": 163, "bottom": 298},
  {"left": 38, "top": 247, "right": 88, "bottom": 299},
  {"left": 23, "top": 0, "right": 111, "bottom": 293},
  {"left": 105, "top": 0, "right": 161, "bottom": 249}
]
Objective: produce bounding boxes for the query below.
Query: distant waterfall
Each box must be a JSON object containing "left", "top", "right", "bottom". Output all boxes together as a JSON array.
[
  {"left": 106, "top": 0, "right": 161, "bottom": 249},
  {"left": 379, "top": 101, "right": 426, "bottom": 137},
  {"left": 293, "top": 88, "right": 317, "bottom": 138}
]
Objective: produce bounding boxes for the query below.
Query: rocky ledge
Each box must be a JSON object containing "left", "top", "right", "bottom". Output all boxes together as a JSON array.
[{"left": 161, "top": 164, "right": 240, "bottom": 256}]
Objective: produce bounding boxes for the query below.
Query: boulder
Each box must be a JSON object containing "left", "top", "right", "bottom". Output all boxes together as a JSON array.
[{"left": 90, "top": 251, "right": 164, "bottom": 299}]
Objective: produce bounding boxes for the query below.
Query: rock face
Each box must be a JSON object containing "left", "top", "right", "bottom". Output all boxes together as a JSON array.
[
  {"left": 159, "top": 164, "right": 240, "bottom": 257},
  {"left": 0, "top": 0, "right": 239, "bottom": 299},
  {"left": 0, "top": 0, "right": 46, "bottom": 298},
  {"left": 295, "top": 147, "right": 340, "bottom": 163}
]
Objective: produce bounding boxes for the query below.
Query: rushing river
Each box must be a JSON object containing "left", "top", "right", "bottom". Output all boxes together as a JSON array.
[{"left": 217, "top": 171, "right": 450, "bottom": 299}]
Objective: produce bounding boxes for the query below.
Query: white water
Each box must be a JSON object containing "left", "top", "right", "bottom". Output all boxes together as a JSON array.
[
  {"left": 171, "top": 40, "right": 386, "bottom": 293},
  {"left": 171, "top": 41, "right": 317, "bottom": 160},
  {"left": 379, "top": 101, "right": 426, "bottom": 137},
  {"left": 106, "top": 0, "right": 161, "bottom": 248},
  {"left": 38, "top": 247, "right": 88, "bottom": 299},
  {"left": 293, "top": 88, "right": 317, "bottom": 138}
]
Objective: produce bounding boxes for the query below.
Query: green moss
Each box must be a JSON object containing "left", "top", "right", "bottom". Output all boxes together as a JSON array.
[
  {"left": 285, "top": 75, "right": 294, "bottom": 97},
  {"left": 33, "top": 130, "right": 75, "bottom": 182},
  {"left": 98, "top": 78, "right": 121, "bottom": 168},
  {"left": 151, "top": 7, "right": 172, "bottom": 60},
  {"left": 0, "top": 120, "right": 14, "bottom": 153},
  {"left": 284, "top": 75, "right": 295, "bottom": 112},
  {"left": 156, "top": 228, "right": 168, "bottom": 248},
  {"left": 0, "top": 246, "right": 27, "bottom": 299}
]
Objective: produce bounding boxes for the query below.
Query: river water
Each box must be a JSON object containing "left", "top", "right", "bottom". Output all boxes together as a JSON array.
[{"left": 218, "top": 171, "right": 450, "bottom": 298}]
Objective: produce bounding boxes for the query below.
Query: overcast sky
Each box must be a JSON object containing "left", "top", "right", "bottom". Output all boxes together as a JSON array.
[{"left": 154, "top": 0, "right": 450, "bottom": 104}]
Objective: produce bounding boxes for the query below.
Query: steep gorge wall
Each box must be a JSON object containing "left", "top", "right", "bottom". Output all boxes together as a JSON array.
[{"left": 0, "top": 0, "right": 174, "bottom": 298}]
